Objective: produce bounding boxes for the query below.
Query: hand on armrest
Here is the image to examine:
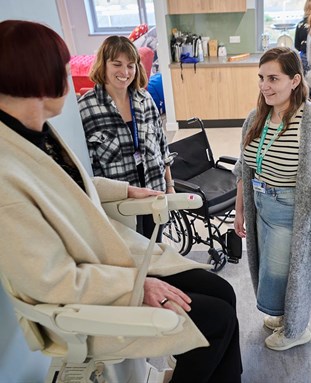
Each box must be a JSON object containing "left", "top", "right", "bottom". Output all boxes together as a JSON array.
[{"left": 127, "top": 185, "right": 163, "bottom": 199}]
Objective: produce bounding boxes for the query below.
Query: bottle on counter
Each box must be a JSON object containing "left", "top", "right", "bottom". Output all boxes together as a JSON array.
[{"left": 198, "top": 37, "right": 204, "bottom": 62}]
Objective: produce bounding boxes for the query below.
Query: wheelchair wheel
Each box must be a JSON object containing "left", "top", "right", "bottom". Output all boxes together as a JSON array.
[
  {"left": 162, "top": 210, "right": 193, "bottom": 255},
  {"left": 207, "top": 248, "right": 227, "bottom": 273}
]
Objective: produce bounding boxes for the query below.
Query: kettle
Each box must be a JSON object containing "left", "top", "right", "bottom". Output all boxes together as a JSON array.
[
  {"left": 172, "top": 43, "right": 182, "bottom": 62},
  {"left": 193, "top": 37, "right": 204, "bottom": 62}
]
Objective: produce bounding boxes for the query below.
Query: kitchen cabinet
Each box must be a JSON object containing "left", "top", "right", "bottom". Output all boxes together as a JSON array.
[
  {"left": 167, "top": 0, "right": 246, "bottom": 14},
  {"left": 170, "top": 65, "right": 259, "bottom": 120}
]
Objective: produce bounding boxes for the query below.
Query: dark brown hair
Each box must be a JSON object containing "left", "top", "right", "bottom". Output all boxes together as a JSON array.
[
  {"left": 244, "top": 47, "right": 308, "bottom": 147},
  {"left": 0, "top": 20, "right": 70, "bottom": 98},
  {"left": 90, "top": 35, "right": 148, "bottom": 89}
]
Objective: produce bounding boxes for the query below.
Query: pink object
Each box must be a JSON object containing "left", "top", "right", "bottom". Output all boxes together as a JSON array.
[{"left": 128, "top": 24, "right": 148, "bottom": 42}]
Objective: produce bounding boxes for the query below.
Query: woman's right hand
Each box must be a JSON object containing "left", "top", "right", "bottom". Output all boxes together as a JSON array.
[
  {"left": 234, "top": 179, "right": 246, "bottom": 238},
  {"left": 234, "top": 211, "right": 246, "bottom": 238}
]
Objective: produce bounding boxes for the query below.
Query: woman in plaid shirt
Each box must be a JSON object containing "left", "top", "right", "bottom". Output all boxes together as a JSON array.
[{"left": 79, "top": 36, "right": 175, "bottom": 240}]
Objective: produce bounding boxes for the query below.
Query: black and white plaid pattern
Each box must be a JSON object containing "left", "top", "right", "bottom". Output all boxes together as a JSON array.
[{"left": 79, "top": 85, "right": 171, "bottom": 191}]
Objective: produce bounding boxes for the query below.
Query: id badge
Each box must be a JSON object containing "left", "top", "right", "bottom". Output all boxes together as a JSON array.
[
  {"left": 133, "top": 151, "right": 142, "bottom": 166},
  {"left": 252, "top": 179, "right": 266, "bottom": 193}
]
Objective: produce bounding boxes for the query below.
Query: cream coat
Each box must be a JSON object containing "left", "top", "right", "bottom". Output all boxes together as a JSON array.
[{"left": 0, "top": 121, "right": 209, "bottom": 359}]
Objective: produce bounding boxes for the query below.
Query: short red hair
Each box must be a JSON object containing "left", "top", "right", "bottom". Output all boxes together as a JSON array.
[{"left": 0, "top": 20, "right": 70, "bottom": 98}]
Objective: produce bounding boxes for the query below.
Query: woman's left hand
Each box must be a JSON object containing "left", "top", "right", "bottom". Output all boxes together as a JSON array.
[{"left": 143, "top": 277, "right": 192, "bottom": 313}]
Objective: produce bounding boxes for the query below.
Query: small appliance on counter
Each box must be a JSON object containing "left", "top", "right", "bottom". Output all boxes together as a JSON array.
[
  {"left": 218, "top": 43, "right": 227, "bottom": 57},
  {"left": 170, "top": 30, "right": 205, "bottom": 62}
]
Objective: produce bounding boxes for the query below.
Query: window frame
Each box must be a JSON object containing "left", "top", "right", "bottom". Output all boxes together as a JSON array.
[
  {"left": 85, "top": 0, "right": 152, "bottom": 35},
  {"left": 256, "top": 0, "right": 264, "bottom": 51}
]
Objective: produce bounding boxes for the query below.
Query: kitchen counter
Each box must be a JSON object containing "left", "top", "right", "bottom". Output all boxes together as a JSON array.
[
  {"left": 170, "top": 54, "right": 261, "bottom": 121},
  {"left": 169, "top": 53, "right": 262, "bottom": 68}
]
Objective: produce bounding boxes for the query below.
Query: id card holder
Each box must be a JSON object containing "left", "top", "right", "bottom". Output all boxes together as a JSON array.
[
  {"left": 133, "top": 151, "right": 142, "bottom": 166},
  {"left": 252, "top": 179, "right": 266, "bottom": 193}
]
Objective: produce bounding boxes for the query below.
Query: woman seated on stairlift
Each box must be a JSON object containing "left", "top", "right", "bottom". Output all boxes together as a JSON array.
[{"left": 0, "top": 20, "right": 242, "bottom": 383}]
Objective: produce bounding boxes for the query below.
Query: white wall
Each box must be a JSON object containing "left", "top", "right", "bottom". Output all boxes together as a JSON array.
[{"left": 0, "top": 1, "right": 93, "bottom": 381}]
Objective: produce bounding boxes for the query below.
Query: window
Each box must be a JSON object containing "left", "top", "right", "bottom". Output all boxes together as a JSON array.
[
  {"left": 258, "top": 0, "right": 305, "bottom": 49},
  {"left": 85, "top": 0, "right": 155, "bottom": 35}
]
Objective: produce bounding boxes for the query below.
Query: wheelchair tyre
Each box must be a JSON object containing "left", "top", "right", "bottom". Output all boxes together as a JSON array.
[
  {"left": 162, "top": 210, "right": 193, "bottom": 256},
  {"left": 207, "top": 248, "right": 227, "bottom": 273}
]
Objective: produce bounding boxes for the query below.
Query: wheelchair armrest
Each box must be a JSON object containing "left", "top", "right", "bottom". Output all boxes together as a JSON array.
[
  {"left": 216, "top": 156, "right": 238, "bottom": 167},
  {"left": 55, "top": 304, "right": 183, "bottom": 337},
  {"left": 174, "top": 179, "right": 202, "bottom": 193}
]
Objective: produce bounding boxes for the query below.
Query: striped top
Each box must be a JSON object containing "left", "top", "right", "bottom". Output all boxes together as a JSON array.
[{"left": 244, "top": 105, "right": 303, "bottom": 187}]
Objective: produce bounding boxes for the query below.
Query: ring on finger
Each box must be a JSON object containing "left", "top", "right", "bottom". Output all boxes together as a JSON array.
[{"left": 160, "top": 297, "right": 169, "bottom": 306}]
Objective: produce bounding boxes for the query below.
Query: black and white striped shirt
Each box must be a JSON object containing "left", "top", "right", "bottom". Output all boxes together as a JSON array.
[{"left": 244, "top": 106, "right": 302, "bottom": 187}]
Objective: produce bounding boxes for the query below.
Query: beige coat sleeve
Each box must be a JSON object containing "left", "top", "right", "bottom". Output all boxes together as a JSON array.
[{"left": 92, "top": 176, "right": 129, "bottom": 202}]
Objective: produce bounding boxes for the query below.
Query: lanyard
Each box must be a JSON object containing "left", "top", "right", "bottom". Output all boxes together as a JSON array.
[
  {"left": 256, "top": 111, "right": 284, "bottom": 174},
  {"left": 129, "top": 94, "right": 139, "bottom": 150}
]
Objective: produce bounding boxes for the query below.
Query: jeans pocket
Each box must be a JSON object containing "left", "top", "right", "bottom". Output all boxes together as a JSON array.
[{"left": 275, "top": 191, "right": 295, "bottom": 207}]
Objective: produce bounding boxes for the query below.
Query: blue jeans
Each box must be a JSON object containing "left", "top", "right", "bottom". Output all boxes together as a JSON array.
[{"left": 254, "top": 186, "right": 295, "bottom": 316}]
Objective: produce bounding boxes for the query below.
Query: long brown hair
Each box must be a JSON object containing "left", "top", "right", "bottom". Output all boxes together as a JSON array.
[
  {"left": 244, "top": 47, "right": 308, "bottom": 147},
  {"left": 304, "top": 0, "right": 311, "bottom": 17},
  {"left": 90, "top": 36, "right": 148, "bottom": 89}
]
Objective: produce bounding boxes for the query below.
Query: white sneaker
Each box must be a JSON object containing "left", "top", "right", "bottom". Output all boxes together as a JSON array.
[
  {"left": 265, "top": 327, "right": 311, "bottom": 351},
  {"left": 263, "top": 315, "right": 284, "bottom": 330}
]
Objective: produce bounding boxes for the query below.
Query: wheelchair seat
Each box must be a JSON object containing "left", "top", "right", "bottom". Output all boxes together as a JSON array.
[{"left": 163, "top": 117, "right": 242, "bottom": 272}]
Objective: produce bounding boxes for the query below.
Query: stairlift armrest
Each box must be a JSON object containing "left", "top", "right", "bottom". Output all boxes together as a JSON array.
[
  {"left": 53, "top": 304, "right": 183, "bottom": 337},
  {"left": 103, "top": 193, "right": 202, "bottom": 221}
]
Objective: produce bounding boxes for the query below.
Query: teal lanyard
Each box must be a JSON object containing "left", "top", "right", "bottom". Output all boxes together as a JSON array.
[{"left": 256, "top": 111, "right": 284, "bottom": 174}]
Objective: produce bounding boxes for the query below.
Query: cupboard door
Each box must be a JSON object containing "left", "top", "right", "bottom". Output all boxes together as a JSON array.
[
  {"left": 167, "top": 0, "right": 246, "bottom": 14},
  {"left": 203, "top": 0, "right": 246, "bottom": 13},
  {"left": 171, "top": 65, "right": 259, "bottom": 121},
  {"left": 229, "top": 67, "right": 259, "bottom": 118},
  {"left": 171, "top": 67, "right": 219, "bottom": 120}
]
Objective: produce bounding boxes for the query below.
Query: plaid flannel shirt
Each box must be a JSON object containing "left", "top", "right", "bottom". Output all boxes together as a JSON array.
[{"left": 78, "top": 85, "right": 171, "bottom": 191}]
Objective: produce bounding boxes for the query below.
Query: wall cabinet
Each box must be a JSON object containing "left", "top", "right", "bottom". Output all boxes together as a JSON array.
[
  {"left": 167, "top": 0, "right": 246, "bottom": 14},
  {"left": 170, "top": 66, "right": 259, "bottom": 121}
]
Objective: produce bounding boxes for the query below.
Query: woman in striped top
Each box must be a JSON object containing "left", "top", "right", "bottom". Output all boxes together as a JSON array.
[{"left": 234, "top": 47, "right": 311, "bottom": 352}]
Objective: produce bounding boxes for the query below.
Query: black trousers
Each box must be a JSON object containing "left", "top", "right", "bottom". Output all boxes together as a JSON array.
[{"left": 159, "top": 269, "right": 242, "bottom": 383}]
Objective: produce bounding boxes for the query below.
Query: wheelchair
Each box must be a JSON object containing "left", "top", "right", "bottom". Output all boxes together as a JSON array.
[{"left": 162, "top": 117, "right": 242, "bottom": 272}]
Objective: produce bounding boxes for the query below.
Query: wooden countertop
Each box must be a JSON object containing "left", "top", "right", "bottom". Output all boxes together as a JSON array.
[{"left": 169, "top": 53, "right": 262, "bottom": 68}]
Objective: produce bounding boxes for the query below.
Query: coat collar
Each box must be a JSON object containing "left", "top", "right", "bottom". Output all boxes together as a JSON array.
[{"left": 0, "top": 120, "right": 101, "bottom": 207}]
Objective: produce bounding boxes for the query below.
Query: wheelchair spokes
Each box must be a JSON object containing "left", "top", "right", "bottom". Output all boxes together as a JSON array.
[{"left": 162, "top": 210, "right": 193, "bottom": 255}]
